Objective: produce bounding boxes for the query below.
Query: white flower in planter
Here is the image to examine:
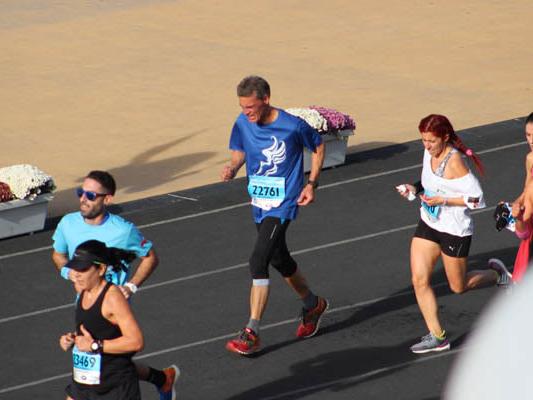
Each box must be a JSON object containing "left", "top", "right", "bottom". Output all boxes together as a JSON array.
[
  {"left": 0, "top": 164, "right": 55, "bottom": 200},
  {"left": 286, "top": 108, "right": 329, "bottom": 132}
]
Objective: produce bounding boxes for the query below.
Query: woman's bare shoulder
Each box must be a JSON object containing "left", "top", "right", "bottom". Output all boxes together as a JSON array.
[{"left": 447, "top": 151, "right": 469, "bottom": 178}]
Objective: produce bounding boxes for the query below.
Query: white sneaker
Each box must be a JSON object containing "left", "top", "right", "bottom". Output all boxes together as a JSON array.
[
  {"left": 410, "top": 332, "right": 450, "bottom": 354},
  {"left": 488, "top": 258, "right": 512, "bottom": 287}
]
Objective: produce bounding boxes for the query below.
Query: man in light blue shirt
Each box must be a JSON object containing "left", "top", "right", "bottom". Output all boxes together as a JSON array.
[
  {"left": 52, "top": 170, "right": 179, "bottom": 400},
  {"left": 52, "top": 171, "right": 156, "bottom": 296}
]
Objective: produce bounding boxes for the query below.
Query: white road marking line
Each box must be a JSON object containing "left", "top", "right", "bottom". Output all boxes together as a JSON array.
[
  {"left": 0, "top": 139, "right": 520, "bottom": 394},
  {"left": 167, "top": 193, "right": 198, "bottom": 201},
  {"left": 0, "top": 303, "right": 75, "bottom": 324},
  {"left": 0, "top": 245, "right": 53, "bottom": 261},
  {"left": 0, "top": 207, "right": 494, "bottom": 325},
  {"left": 0, "top": 141, "right": 524, "bottom": 262},
  {"left": 0, "top": 285, "right": 450, "bottom": 394}
]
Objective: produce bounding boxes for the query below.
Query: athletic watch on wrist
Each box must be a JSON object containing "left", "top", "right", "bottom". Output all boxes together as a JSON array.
[
  {"left": 307, "top": 179, "right": 319, "bottom": 189},
  {"left": 124, "top": 282, "right": 138, "bottom": 294},
  {"left": 90, "top": 339, "right": 103, "bottom": 354}
]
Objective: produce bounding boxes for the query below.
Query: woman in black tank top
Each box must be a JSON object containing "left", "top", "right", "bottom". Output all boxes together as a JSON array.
[{"left": 59, "top": 240, "right": 143, "bottom": 400}]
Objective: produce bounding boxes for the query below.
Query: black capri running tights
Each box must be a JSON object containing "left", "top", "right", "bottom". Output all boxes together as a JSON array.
[{"left": 249, "top": 217, "right": 298, "bottom": 279}]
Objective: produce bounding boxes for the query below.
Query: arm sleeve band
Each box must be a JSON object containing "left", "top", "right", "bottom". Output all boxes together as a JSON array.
[
  {"left": 413, "top": 181, "right": 424, "bottom": 195},
  {"left": 60, "top": 266, "right": 71, "bottom": 280},
  {"left": 516, "top": 220, "right": 533, "bottom": 240}
]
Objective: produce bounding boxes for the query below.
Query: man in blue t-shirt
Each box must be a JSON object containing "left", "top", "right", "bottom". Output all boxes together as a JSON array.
[
  {"left": 221, "top": 76, "right": 329, "bottom": 355},
  {"left": 52, "top": 170, "right": 179, "bottom": 400}
]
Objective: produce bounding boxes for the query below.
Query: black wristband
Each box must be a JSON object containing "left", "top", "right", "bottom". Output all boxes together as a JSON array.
[
  {"left": 90, "top": 339, "right": 104, "bottom": 354},
  {"left": 413, "top": 181, "right": 424, "bottom": 195},
  {"left": 307, "top": 179, "right": 319, "bottom": 189}
]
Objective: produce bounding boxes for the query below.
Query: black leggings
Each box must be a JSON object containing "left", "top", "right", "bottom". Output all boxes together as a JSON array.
[{"left": 249, "top": 217, "right": 298, "bottom": 279}]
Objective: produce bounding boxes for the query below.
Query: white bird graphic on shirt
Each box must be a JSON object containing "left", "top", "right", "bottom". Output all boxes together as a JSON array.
[{"left": 255, "top": 136, "right": 286, "bottom": 176}]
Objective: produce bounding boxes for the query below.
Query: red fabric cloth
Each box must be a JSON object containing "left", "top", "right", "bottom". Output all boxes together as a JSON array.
[
  {"left": 513, "top": 218, "right": 533, "bottom": 282},
  {"left": 513, "top": 235, "right": 531, "bottom": 282},
  {"left": 513, "top": 165, "right": 533, "bottom": 282}
]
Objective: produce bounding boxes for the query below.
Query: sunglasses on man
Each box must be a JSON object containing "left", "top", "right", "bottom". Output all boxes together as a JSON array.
[{"left": 75, "top": 188, "right": 108, "bottom": 201}]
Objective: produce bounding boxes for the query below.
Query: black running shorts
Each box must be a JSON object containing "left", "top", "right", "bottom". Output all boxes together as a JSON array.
[
  {"left": 414, "top": 219, "right": 472, "bottom": 258},
  {"left": 65, "top": 376, "right": 141, "bottom": 400}
]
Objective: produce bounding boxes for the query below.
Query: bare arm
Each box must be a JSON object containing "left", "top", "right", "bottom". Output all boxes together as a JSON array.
[
  {"left": 52, "top": 250, "right": 69, "bottom": 272},
  {"left": 420, "top": 194, "right": 467, "bottom": 207},
  {"left": 75, "top": 286, "right": 144, "bottom": 354},
  {"left": 525, "top": 153, "right": 533, "bottom": 188},
  {"left": 298, "top": 142, "right": 325, "bottom": 206},
  {"left": 59, "top": 332, "right": 76, "bottom": 351},
  {"left": 120, "top": 248, "right": 159, "bottom": 298},
  {"left": 515, "top": 153, "right": 533, "bottom": 204},
  {"left": 221, "top": 150, "right": 246, "bottom": 181},
  {"left": 512, "top": 201, "right": 530, "bottom": 236},
  {"left": 128, "top": 249, "right": 158, "bottom": 287},
  {"left": 308, "top": 142, "right": 325, "bottom": 184},
  {"left": 52, "top": 251, "right": 74, "bottom": 282},
  {"left": 522, "top": 180, "right": 533, "bottom": 221}
]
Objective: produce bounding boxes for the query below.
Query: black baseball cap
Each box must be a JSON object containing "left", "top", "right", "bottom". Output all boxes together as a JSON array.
[{"left": 66, "top": 241, "right": 107, "bottom": 271}]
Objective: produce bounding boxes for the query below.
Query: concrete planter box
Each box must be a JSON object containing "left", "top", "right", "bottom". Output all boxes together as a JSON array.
[
  {"left": 0, "top": 193, "right": 53, "bottom": 239},
  {"left": 304, "top": 129, "right": 353, "bottom": 172}
]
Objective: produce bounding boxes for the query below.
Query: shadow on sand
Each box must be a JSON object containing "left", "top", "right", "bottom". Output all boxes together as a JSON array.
[{"left": 49, "top": 129, "right": 217, "bottom": 217}]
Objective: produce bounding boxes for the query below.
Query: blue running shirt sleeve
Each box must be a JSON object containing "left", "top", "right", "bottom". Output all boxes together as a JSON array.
[
  {"left": 228, "top": 111, "right": 320, "bottom": 223},
  {"left": 123, "top": 224, "right": 153, "bottom": 258},
  {"left": 52, "top": 219, "right": 68, "bottom": 254},
  {"left": 297, "top": 119, "right": 323, "bottom": 152},
  {"left": 51, "top": 212, "right": 153, "bottom": 287},
  {"left": 229, "top": 122, "right": 245, "bottom": 152}
]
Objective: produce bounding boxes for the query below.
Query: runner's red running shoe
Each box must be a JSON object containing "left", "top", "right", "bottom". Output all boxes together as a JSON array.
[
  {"left": 158, "top": 364, "right": 180, "bottom": 400},
  {"left": 226, "top": 327, "right": 260, "bottom": 355},
  {"left": 296, "top": 297, "right": 329, "bottom": 338}
]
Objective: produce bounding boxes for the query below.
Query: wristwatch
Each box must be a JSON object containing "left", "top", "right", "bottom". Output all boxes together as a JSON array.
[
  {"left": 124, "top": 282, "right": 138, "bottom": 294},
  {"left": 90, "top": 340, "right": 103, "bottom": 354},
  {"left": 307, "top": 179, "right": 319, "bottom": 189}
]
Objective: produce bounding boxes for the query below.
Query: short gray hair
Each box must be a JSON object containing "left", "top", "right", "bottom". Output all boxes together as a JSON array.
[{"left": 237, "top": 76, "right": 270, "bottom": 99}]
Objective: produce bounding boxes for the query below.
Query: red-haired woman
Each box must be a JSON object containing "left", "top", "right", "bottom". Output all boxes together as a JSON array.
[{"left": 396, "top": 114, "right": 511, "bottom": 354}]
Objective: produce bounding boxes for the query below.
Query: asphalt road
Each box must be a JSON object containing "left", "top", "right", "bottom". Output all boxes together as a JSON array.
[{"left": 0, "top": 116, "right": 527, "bottom": 399}]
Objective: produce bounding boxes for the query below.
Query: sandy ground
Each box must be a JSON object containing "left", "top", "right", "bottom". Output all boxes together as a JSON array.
[{"left": 1, "top": 0, "right": 532, "bottom": 217}]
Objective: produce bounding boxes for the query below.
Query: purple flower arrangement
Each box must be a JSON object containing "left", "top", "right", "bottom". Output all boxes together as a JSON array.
[{"left": 310, "top": 106, "right": 356, "bottom": 133}]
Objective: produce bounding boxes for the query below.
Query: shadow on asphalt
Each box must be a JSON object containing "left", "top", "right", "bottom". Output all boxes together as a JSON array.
[
  {"left": 226, "top": 247, "right": 516, "bottom": 399},
  {"left": 260, "top": 246, "right": 516, "bottom": 357},
  {"left": 226, "top": 338, "right": 435, "bottom": 400}
]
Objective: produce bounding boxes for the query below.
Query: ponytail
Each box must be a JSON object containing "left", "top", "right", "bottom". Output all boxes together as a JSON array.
[
  {"left": 449, "top": 133, "right": 484, "bottom": 176},
  {"left": 71, "top": 240, "right": 137, "bottom": 273},
  {"left": 105, "top": 247, "right": 137, "bottom": 272}
]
